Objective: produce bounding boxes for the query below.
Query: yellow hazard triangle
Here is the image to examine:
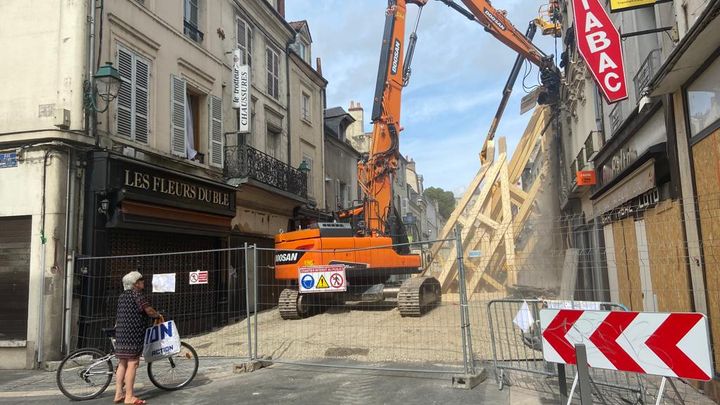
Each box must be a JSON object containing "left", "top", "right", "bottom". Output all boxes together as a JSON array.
[{"left": 316, "top": 275, "right": 329, "bottom": 289}]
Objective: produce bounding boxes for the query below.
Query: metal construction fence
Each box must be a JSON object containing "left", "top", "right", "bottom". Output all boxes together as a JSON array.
[{"left": 69, "top": 197, "right": 720, "bottom": 403}]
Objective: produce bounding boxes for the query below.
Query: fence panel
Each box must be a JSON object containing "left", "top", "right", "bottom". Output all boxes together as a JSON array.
[
  {"left": 251, "top": 239, "right": 466, "bottom": 373},
  {"left": 74, "top": 247, "right": 252, "bottom": 359}
]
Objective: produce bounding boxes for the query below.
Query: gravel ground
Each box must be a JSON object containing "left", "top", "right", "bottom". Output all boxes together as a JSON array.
[{"left": 187, "top": 303, "right": 476, "bottom": 365}]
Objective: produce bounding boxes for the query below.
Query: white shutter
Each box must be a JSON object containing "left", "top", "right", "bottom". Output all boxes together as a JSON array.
[
  {"left": 116, "top": 48, "right": 133, "bottom": 138},
  {"left": 170, "top": 75, "right": 187, "bottom": 156},
  {"left": 134, "top": 58, "right": 150, "bottom": 144},
  {"left": 209, "top": 95, "right": 223, "bottom": 167}
]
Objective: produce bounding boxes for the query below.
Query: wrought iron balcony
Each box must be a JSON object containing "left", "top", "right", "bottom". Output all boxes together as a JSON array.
[
  {"left": 224, "top": 144, "right": 307, "bottom": 199},
  {"left": 633, "top": 48, "right": 661, "bottom": 101}
]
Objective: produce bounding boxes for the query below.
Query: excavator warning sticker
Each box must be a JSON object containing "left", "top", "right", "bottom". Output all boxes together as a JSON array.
[{"left": 298, "top": 265, "right": 347, "bottom": 293}]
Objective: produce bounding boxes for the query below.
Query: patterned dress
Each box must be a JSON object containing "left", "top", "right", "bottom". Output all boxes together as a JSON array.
[{"left": 115, "top": 289, "right": 150, "bottom": 359}]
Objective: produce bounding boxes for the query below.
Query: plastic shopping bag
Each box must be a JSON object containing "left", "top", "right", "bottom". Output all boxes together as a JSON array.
[{"left": 143, "top": 319, "right": 181, "bottom": 363}]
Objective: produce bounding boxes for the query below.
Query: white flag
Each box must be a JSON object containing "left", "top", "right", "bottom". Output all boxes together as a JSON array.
[{"left": 513, "top": 300, "right": 534, "bottom": 333}]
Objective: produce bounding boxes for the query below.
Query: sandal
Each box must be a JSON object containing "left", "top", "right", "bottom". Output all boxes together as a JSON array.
[
  {"left": 113, "top": 397, "right": 125, "bottom": 404},
  {"left": 125, "top": 399, "right": 146, "bottom": 405}
]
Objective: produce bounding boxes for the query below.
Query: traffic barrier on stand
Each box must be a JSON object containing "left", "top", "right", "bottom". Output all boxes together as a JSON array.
[
  {"left": 541, "top": 308, "right": 713, "bottom": 404},
  {"left": 486, "top": 298, "right": 643, "bottom": 398}
]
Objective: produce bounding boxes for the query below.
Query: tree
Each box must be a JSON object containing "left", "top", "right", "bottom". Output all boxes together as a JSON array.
[{"left": 423, "top": 187, "right": 455, "bottom": 219}]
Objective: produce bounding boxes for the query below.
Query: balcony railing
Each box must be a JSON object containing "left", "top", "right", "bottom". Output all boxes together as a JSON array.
[
  {"left": 633, "top": 48, "right": 661, "bottom": 100},
  {"left": 224, "top": 144, "right": 307, "bottom": 199}
]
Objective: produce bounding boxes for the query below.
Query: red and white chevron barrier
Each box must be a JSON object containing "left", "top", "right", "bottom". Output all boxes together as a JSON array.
[{"left": 540, "top": 309, "right": 713, "bottom": 381}]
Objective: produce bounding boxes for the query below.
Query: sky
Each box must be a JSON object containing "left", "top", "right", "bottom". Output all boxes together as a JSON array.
[{"left": 286, "top": 0, "right": 559, "bottom": 195}]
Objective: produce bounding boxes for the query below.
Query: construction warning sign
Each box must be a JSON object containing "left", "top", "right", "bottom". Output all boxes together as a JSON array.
[{"left": 298, "top": 264, "right": 347, "bottom": 293}]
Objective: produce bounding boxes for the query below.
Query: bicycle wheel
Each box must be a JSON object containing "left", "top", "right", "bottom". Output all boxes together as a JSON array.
[
  {"left": 147, "top": 341, "right": 199, "bottom": 390},
  {"left": 56, "top": 348, "right": 113, "bottom": 401}
]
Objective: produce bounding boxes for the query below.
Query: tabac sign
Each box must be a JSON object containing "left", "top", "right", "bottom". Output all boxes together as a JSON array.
[
  {"left": 572, "top": 0, "right": 628, "bottom": 103},
  {"left": 232, "top": 49, "right": 251, "bottom": 133}
]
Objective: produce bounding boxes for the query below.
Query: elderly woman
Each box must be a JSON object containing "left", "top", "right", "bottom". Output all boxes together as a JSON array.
[{"left": 114, "top": 271, "right": 161, "bottom": 405}]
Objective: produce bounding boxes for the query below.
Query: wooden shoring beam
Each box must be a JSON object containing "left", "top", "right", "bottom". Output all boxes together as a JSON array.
[
  {"left": 427, "top": 163, "right": 490, "bottom": 263},
  {"left": 433, "top": 154, "right": 506, "bottom": 286}
]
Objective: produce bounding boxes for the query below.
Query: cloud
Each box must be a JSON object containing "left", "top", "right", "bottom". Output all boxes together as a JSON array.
[{"left": 286, "top": 0, "right": 556, "bottom": 193}]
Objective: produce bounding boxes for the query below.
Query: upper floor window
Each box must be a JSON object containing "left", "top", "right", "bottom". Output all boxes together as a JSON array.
[
  {"left": 266, "top": 46, "right": 280, "bottom": 99},
  {"left": 184, "top": 0, "right": 203, "bottom": 42},
  {"left": 170, "top": 75, "right": 224, "bottom": 167},
  {"left": 301, "top": 92, "right": 311, "bottom": 122},
  {"left": 687, "top": 55, "right": 720, "bottom": 139},
  {"left": 116, "top": 46, "right": 150, "bottom": 144},
  {"left": 236, "top": 16, "right": 253, "bottom": 65}
]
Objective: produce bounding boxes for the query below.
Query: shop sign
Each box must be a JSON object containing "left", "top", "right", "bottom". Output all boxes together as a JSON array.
[
  {"left": 609, "top": 0, "right": 656, "bottom": 12},
  {"left": 573, "top": 0, "right": 628, "bottom": 103},
  {"left": 576, "top": 170, "right": 597, "bottom": 186},
  {"left": 232, "top": 50, "right": 251, "bottom": 133},
  {"left": 109, "top": 158, "right": 236, "bottom": 215}
]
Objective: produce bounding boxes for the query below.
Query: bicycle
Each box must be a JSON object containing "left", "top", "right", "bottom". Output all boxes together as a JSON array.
[{"left": 56, "top": 327, "right": 199, "bottom": 401}]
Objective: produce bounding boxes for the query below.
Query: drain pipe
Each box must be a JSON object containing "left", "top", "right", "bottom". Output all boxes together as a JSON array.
[
  {"left": 62, "top": 152, "right": 78, "bottom": 354},
  {"left": 87, "top": 0, "right": 97, "bottom": 138}
]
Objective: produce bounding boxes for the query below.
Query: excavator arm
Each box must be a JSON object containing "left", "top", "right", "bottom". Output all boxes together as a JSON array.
[{"left": 360, "top": 0, "right": 428, "bottom": 237}]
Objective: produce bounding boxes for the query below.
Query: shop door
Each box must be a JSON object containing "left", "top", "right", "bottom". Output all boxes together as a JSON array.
[{"left": 0, "top": 217, "right": 31, "bottom": 341}]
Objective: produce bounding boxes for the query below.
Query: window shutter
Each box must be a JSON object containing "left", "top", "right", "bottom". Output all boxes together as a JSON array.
[
  {"left": 209, "top": 95, "right": 223, "bottom": 168},
  {"left": 170, "top": 75, "right": 186, "bottom": 156},
  {"left": 116, "top": 48, "right": 133, "bottom": 138},
  {"left": 134, "top": 58, "right": 150, "bottom": 143}
]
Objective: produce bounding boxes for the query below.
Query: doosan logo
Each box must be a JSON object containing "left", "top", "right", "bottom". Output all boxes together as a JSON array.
[
  {"left": 391, "top": 39, "right": 401, "bottom": 75},
  {"left": 275, "top": 251, "right": 304, "bottom": 265},
  {"left": 483, "top": 9, "right": 506, "bottom": 31}
]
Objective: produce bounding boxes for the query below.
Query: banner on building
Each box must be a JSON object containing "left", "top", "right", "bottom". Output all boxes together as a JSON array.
[
  {"left": 232, "top": 50, "right": 251, "bottom": 133},
  {"left": 609, "top": 0, "right": 656, "bottom": 12},
  {"left": 572, "top": 0, "right": 628, "bottom": 103}
]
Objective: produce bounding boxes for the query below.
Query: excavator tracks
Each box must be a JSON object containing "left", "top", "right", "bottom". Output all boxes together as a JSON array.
[
  {"left": 397, "top": 276, "right": 441, "bottom": 317},
  {"left": 279, "top": 289, "right": 302, "bottom": 320}
]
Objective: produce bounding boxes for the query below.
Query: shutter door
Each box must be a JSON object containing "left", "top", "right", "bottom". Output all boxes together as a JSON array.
[
  {"left": 116, "top": 48, "right": 133, "bottom": 138},
  {"left": 0, "top": 217, "right": 31, "bottom": 340},
  {"left": 170, "top": 75, "right": 187, "bottom": 156},
  {"left": 134, "top": 58, "right": 150, "bottom": 144},
  {"left": 209, "top": 95, "right": 223, "bottom": 168}
]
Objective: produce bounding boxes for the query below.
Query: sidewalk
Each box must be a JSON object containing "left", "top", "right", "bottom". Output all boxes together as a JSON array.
[{"left": 0, "top": 360, "right": 558, "bottom": 405}]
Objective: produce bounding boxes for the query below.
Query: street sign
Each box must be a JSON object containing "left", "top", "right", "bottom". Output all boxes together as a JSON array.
[
  {"left": 572, "top": 0, "right": 628, "bottom": 103},
  {"left": 540, "top": 309, "right": 713, "bottom": 381},
  {"left": 0, "top": 152, "right": 17, "bottom": 168},
  {"left": 298, "top": 265, "right": 347, "bottom": 294},
  {"left": 189, "top": 270, "right": 208, "bottom": 285}
]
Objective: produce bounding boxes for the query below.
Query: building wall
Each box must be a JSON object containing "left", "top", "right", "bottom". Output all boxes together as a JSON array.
[
  {"left": 324, "top": 138, "right": 358, "bottom": 211},
  {"left": 0, "top": 150, "right": 70, "bottom": 368},
  {"left": 0, "top": 0, "right": 88, "bottom": 140},
  {"left": 95, "top": 0, "right": 293, "bottom": 172},
  {"left": 288, "top": 53, "right": 325, "bottom": 208}
]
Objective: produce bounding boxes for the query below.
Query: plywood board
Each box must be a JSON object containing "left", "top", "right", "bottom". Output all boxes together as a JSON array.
[
  {"left": 612, "top": 220, "right": 633, "bottom": 309},
  {"left": 692, "top": 128, "right": 720, "bottom": 368},
  {"left": 644, "top": 200, "right": 693, "bottom": 313},
  {"left": 621, "top": 217, "right": 644, "bottom": 311}
]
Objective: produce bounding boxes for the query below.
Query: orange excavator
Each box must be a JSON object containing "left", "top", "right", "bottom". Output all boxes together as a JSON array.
[{"left": 274, "top": 0, "right": 561, "bottom": 319}]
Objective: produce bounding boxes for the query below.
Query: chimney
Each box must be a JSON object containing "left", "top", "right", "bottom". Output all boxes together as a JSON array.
[
  {"left": 277, "top": 0, "right": 285, "bottom": 18},
  {"left": 316, "top": 57, "right": 323, "bottom": 76},
  {"left": 347, "top": 101, "right": 364, "bottom": 132}
]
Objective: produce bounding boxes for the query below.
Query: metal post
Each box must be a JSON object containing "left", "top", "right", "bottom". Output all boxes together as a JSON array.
[
  {"left": 244, "top": 243, "right": 252, "bottom": 359},
  {"left": 558, "top": 363, "right": 568, "bottom": 403},
  {"left": 575, "top": 344, "right": 593, "bottom": 405},
  {"left": 252, "top": 244, "right": 258, "bottom": 360},
  {"left": 654, "top": 377, "right": 667, "bottom": 405},
  {"left": 454, "top": 225, "right": 475, "bottom": 375}
]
